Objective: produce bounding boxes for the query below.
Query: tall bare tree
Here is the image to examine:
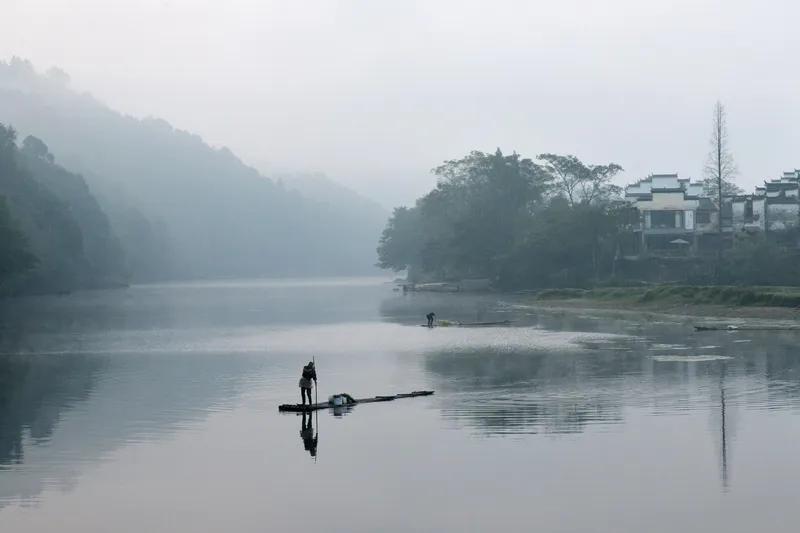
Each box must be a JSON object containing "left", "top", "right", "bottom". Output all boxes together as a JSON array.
[
  {"left": 703, "top": 101, "right": 739, "bottom": 217},
  {"left": 703, "top": 101, "right": 738, "bottom": 283}
]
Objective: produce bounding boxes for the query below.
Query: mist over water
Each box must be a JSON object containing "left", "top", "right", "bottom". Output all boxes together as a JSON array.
[{"left": 2, "top": 278, "right": 800, "bottom": 532}]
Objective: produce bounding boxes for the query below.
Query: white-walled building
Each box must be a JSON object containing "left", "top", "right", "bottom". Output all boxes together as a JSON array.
[
  {"left": 731, "top": 170, "right": 800, "bottom": 233},
  {"left": 623, "top": 174, "right": 717, "bottom": 256},
  {"left": 624, "top": 169, "right": 800, "bottom": 258}
]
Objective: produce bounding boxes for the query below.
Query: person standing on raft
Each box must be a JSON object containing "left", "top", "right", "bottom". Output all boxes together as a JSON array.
[
  {"left": 426, "top": 312, "right": 436, "bottom": 328},
  {"left": 299, "top": 361, "right": 317, "bottom": 406}
]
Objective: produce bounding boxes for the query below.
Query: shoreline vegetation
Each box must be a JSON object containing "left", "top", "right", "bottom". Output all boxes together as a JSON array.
[
  {"left": 379, "top": 148, "right": 800, "bottom": 296},
  {"left": 520, "top": 285, "right": 800, "bottom": 321}
]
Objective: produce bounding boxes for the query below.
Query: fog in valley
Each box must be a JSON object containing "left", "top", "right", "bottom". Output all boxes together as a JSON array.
[
  {"left": 3, "top": 1, "right": 800, "bottom": 293},
  {"left": 0, "top": 60, "right": 388, "bottom": 292},
  {"left": 5, "top": 0, "right": 800, "bottom": 209},
  {"left": 2, "top": 1, "right": 800, "bottom": 292}
]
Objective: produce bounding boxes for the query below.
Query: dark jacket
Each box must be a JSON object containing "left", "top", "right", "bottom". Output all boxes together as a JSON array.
[{"left": 302, "top": 364, "right": 317, "bottom": 381}]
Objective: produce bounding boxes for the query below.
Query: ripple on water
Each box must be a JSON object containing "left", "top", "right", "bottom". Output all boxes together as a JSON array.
[
  {"left": 652, "top": 355, "right": 733, "bottom": 362},
  {"left": 439, "top": 390, "right": 625, "bottom": 436},
  {"left": 650, "top": 344, "right": 690, "bottom": 350}
]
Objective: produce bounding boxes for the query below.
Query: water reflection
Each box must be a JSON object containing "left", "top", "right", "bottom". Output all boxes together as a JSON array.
[
  {"left": 420, "top": 329, "right": 768, "bottom": 430},
  {"left": 0, "top": 352, "right": 267, "bottom": 506},
  {"left": 0, "top": 279, "right": 392, "bottom": 509},
  {"left": 378, "top": 294, "right": 800, "bottom": 493},
  {"left": 4, "top": 279, "right": 800, "bottom": 530},
  {"left": 719, "top": 368, "right": 730, "bottom": 489},
  {"left": 0, "top": 354, "right": 104, "bottom": 467},
  {"left": 424, "top": 348, "right": 625, "bottom": 434},
  {"left": 332, "top": 404, "right": 355, "bottom": 417},
  {"left": 299, "top": 412, "right": 318, "bottom": 458}
]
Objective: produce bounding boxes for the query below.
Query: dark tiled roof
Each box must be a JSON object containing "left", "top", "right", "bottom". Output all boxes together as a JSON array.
[
  {"left": 767, "top": 197, "right": 800, "bottom": 205},
  {"left": 765, "top": 181, "right": 798, "bottom": 190},
  {"left": 650, "top": 187, "right": 685, "bottom": 193}
]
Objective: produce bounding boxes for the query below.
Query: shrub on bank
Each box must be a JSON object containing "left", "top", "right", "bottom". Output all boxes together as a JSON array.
[{"left": 533, "top": 284, "right": 800, "bottom": 308}]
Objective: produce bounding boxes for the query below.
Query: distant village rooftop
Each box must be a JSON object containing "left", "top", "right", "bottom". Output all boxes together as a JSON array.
[
  {"left": 624, "top": 173, "right": 704, "bottom": 201},
  {"left": 620, "top": 169, "right": 800, "bottom": 258}
]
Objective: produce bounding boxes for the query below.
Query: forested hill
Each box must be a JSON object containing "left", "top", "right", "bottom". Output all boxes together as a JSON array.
[
  {"left": 0, "top": 58, "right": 385, "bottom": 283},
  {"left": 0, "top": 125, "right": 128, "bottom": 294}
]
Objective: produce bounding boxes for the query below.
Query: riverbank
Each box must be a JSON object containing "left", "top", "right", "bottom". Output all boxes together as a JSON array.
[{"left": 520, "top": 285, "right": 800, "bottom": 322}]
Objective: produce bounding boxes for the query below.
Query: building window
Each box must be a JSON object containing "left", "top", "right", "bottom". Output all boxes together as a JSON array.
[
  {"left": 650, "top": 210, "right": 678, "bottom": 228},
  {"left": 696, "top": 211, "right": 711, "bottom": 224}
]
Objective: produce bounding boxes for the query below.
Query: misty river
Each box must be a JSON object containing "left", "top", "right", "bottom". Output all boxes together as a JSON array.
[{"left": 1, "top": 278, "right": 800, "bottom": 532}]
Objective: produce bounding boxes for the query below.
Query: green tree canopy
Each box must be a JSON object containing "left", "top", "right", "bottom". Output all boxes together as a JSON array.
[
  {"left": 0, "top": 122, "right": 128, "bottom": 294},
  {"left": 0, "top": 195, "right": 37, "bottom": 284},
  {"left": 21, "top": 135, "right": 54, "bottom": 163},
  {"left": 377, "top": 149, "right": 625, "bottom": 287},
  {"left": 538, "top": 153, "right": 623, "bottom": 206},
  {"left": 377, "top": 206, "right": 423, "bottom": 273}
]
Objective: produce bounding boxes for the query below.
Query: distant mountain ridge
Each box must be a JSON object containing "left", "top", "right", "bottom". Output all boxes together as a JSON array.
[
  {"left": 0, "top": 58, "right": 386, "bottom": 285},
  {"left": 276, "top": 171, "right": 387, "bottom": 219}
]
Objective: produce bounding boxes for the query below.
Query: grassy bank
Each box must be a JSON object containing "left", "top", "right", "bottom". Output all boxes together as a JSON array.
[{"left": 532, "top": 285, "right": 800, "bottom": 308}]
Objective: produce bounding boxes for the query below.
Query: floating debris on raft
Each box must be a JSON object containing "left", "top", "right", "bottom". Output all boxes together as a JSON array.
[{"left": 278, "top": 390, "right": 434, "bottom": 412}]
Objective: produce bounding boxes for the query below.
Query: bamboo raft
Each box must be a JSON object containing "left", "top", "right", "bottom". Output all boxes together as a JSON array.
[
  {"left": 278, "top": 390, "right": 434, "bottom": 412},
  {"left": 419, "top": 320, "right": 511, "bottom": 328},
  {"left": 695, "top": 324, "right": 800, "bottom": 331}
]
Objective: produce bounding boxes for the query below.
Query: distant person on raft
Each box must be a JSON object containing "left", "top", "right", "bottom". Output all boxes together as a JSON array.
[
  {"left": 426, "top": 312, "right": 436, "bottom": 328},
  {"left": 299, "top": 361, "right": 317, "bottom": 405}
]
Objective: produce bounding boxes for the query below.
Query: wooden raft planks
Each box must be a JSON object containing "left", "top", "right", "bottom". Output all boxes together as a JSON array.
[{"left": 278, "top": 390, "right": 434, "bottom": 412}]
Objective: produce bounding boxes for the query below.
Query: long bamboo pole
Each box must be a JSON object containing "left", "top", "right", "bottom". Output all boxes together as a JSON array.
[{"left": 313, "top": 355, "right": 318, "bottom": 463}]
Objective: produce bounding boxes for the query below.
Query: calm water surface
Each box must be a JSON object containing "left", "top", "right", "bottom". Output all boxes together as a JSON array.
[{"left": 1, "top": 278, "right": 800, "bottom": 532}]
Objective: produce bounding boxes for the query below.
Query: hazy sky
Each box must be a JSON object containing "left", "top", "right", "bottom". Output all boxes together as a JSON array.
[{"left": 3, "top": 0, "right": 800, "bottom": 208}]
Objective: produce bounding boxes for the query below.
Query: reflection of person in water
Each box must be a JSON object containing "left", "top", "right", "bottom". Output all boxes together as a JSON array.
[{"left": 300, "top": 411, "right": 318, "bottom": 457}]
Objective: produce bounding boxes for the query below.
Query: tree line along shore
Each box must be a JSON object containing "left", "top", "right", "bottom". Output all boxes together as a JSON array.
[{"left": 378, "top": 103, "right": 800, "bottom": 294}]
